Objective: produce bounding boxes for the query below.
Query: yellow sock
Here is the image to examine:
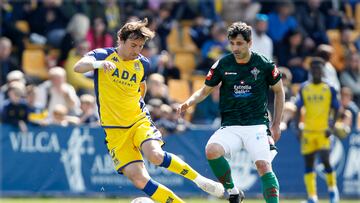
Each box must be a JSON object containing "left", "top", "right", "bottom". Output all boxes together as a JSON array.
[
  {"left": 151, "top": 184, "right": 185, "bottom": 203},
  {"left": 304, "top": 172, "right": 317, "bottom": 198},
  {"left": 325, "top": 172, "right": 337, "bottom": 188},
  {"left": 160, "top": 152, "right": 198, "bottom": 181}
]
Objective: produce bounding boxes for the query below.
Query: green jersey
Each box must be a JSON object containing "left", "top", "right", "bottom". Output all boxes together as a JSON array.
[{"left": 205, "top": 52, "right": 281, "bottom": 126}]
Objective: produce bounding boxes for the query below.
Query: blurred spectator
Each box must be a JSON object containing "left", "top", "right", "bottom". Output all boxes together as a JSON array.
[
  {"left": 79, "top": 94, "right": 99, "bottom": 126},
  {"left": 64, "top": 39, "right": 93, "bottom": 94},
  {"left": 340, "top": 53, "right": 360, "bottom": 106},
  {"left": 86, "top": 17, "right": 113, "bottom": 50},
  {"left": 152, "top": 51, "right": 180, "bottom": 83},
  {"left": 103, "top": 0, "right": 121, "bottom": 34},
  {"left": 26, "top": 85, "right": 48, "bottom": 124},
  {"left": 0, "top": 70, "right": 26, "bottom": 112},
  {"left": 267, "top": 0, "right": 297, "bottom": 44},
  {"left": 34, "top": 67, "right": 80, "bottom": 117},
  {"left": 221, "top": 0, "right": 261, "bottom": 24},
  {"left": 1, "top": 81, "right": 29, "bottom": 132},
  {"left": 314, "top": 44, "right": 341, "bottom": 92},
  {"left": 144, "top": 73, "right": 170, "bottom": 104},
  {"left": 147, "top": 98, "right": 163, "bottom": 122},
  {"left": 61, "top": 0, "right": 91, "bottom": 20},
  {"left": 0, "top": 37, "right": 19, "bottom": 85},
  {"left": 41, "top": 104, "right": 80, "bottom": 127},
  {"left": 191, "top": 85, "right": 220, "bottom": 125},
  {"left": 341, "top": 87, "right": 359, "bottom": 132},
  {"left": 155, "top": 103, "right": 177, "bottom": 135},
  {"left": 198, "top": 0, "right": 221, "bottom": 22},
  {"left": 189, "top": 14, "right": 211, "bottom": 50},
  {"left": 59, "top": 14, "right": 90, "bottom": 65},
  {"left": 251, "top": 14, "right": 273, "bottom": 60},
  {"left": 198, "top": 23, "right": 230, "bottom": 73},
  {"left": 156, "top": 3, "right": 175, "bottom": 51},
  {"left": 275, "top": 29, "right": 309, "bottom": 83},
  {"left": 330, "top": 26, "right": 358, "bottom": 72},
  {"left": 27, "top": 0, "right": 69, "bottom": 47},
  {"left": 295, "top": 0, "right": 329, "bottom": 46}
]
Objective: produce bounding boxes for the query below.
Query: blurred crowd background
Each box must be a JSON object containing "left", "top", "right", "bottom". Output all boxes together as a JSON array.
[{"left": 1, "top": 0, "right": 359, "bottom": 136}]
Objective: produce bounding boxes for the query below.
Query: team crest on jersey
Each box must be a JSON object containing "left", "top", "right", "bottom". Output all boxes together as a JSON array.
[
  {"left": 111, "top": 56, "right": 119, "bottom": 62},
  {"left": 250, "top": 67, "right": 260, "bottom": 80},
  {"left": 134, "top": 62, "right": 141, "bottom": 71}
]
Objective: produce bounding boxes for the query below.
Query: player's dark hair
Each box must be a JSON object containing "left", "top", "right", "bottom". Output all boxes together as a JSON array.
[
  {"left": 310, "top": 57, "right": 325, "bottom": 68},
  {"left": 227, "top": 22, "right": 252, "bottom": 42},
  {"left": 117, "top": 18, "right": 155, "bottom": 43}
]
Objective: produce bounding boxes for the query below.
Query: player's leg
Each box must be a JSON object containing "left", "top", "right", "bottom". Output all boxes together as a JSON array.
[
  {"left": 135, "top": 119, "right": 224, "bottom": 198},
  {"left": 104, "top": 128, "right": 184, "bottom": 203},
  {"left": 301, "top": 132, "right": 319, "bottom": 203},
  {"left": 122, "top": 162, "right": 185, "bottom": 203},
  {"left": 319, "top": 149, "right": 339, "bottom": 203},
  {"left": 142, "top": 139, "right": 224, "bottom": 198},
  {"left": 303, "top": 153, "right": 318, "bottom": 203},
  {"left": 244, "top": 125, "right": 279, "bottom": 203},
  {"left": 206, "top": 127, "right": 245, "bottom": 203}
]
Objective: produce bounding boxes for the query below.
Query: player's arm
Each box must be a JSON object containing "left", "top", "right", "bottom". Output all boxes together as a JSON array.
[
  {"left": 140, "top": 81, "right": 147, "bottom": 98},
  {"left": 74, "top": 56, "right": 116, "bottom": 73},
  {"left": 270, "top": 79, "right": 285, "bottom": 142},
  {"left": 177, "top": 84, "right": 215, "bottom": 114}
]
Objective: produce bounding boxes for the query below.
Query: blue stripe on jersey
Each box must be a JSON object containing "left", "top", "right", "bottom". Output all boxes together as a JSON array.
[
  {"left": 93, "top": 69, "right": 101, "bottom": 119},
  {"left": 139, "top": 55, "right": 150, "bottom": 82},
  {"left": 86, "top": 47, "right": 115, "bottom": 60},
  {"left": 330, "top": 86, "right": 340, "bottom": 110}
]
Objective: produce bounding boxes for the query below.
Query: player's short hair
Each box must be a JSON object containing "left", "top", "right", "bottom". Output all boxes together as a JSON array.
[
  {"left": 310, "top": 57, "right": 325, "bottom": 68},
  {"left": 227, "top": 22, "right": 252, "bottom": 42},
  {"left": 117, "top": 18, "right": 155, "bottom": 43}
]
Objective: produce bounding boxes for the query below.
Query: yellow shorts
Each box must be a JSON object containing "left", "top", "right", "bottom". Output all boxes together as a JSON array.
[
  {"left": 104, "top": 117, "right": 163, "bottom": 173},
  {"left": 301, "top": 131, "right": 330, "bottom": 155}
]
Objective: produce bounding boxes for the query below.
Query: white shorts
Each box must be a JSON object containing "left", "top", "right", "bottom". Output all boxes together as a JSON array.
[{"left": 206, "top": 125, "right": 276, "bottom": 163}]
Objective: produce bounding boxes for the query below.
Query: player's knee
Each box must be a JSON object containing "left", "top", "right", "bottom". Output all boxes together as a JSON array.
[
  {"left": 255, "top": 160, "right": 271, "bottom": 175},
  {"left": 206, "top": 144, "right": 224, "bottom": 160},
  {"left": 147, "top": 149, "right": 165, "bottom": 165}
]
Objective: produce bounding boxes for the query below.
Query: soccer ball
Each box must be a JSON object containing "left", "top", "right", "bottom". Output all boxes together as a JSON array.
[{"left": 131, "top": 197, "right": 155, "bottom": 203}]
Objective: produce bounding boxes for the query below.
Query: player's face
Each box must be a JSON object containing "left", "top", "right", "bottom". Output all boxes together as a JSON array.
[
  {"left": 311, "top": 65, "right": 322, "bottom": 84},
  {"left": 120, "top": 38, "right": 146, "bottom": 60},
  {"left": 229, "top": 35, "right": 251, "bottom": 60}
]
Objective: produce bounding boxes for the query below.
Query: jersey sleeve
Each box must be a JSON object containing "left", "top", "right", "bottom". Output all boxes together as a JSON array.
[
  {"left": 139, "top": 56, "right": 150, "bottom": 82},
  {"left": 266, "top": 62, "right": 282, "bottom": 86},
  {"left": 330, "top": 86, "right": 340, "bottom": 110},
  {"left": 85, "top": 48, "right": 111, "bottom": 61},
  {"left": 205, "top": 60, "right": 222, "bottom": 87}
]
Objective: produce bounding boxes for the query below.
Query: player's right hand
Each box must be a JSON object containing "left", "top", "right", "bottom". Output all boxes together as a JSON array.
[
  {"left": 176, "top": 102, "right": 189, "bottom": 116},
  {"left": 102, "top": 61, "right": 116, "bottom": 73}
]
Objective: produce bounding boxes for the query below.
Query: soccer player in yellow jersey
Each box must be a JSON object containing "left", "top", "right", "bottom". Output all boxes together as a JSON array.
[
  {"left": 73, "top": 18, "right": 224, "bottom": 203},
  {"left": 295, "top": 58, "right": 340, "bottom": 203}
]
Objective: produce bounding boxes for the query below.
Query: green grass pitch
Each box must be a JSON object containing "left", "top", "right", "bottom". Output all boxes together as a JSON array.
[{"left": 0, "top": 198, "right": 358, "bottom": 203}]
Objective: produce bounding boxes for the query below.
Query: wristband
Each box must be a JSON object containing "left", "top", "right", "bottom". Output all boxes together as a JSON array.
[{"left": 92, "top": 61, "right": 103, "bottom": 69}]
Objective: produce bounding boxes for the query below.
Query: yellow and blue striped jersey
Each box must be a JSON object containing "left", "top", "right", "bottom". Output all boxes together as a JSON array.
[
  {"left": 295, "top": 82, "right": 339, "bottom": 131},
  {"left": 86, "top": 48, "right": 150, "bottom": 128}
]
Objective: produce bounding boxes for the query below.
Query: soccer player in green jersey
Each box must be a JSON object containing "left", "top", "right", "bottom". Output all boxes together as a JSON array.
[{"left": 177, "top": 21, "right": 285, "bottom": 203}]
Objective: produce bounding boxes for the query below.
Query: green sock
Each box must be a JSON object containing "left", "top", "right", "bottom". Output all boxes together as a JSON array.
[
  {"left": 208, "top": 156, "right": 234, "bottom": 189},
  {"left": 261, "top": 172, "right": 280, "bottom": 203}
]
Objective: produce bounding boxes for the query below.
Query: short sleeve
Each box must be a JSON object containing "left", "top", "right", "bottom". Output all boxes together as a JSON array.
[
  {"left": 266, "top": 63, "right": 282, "bottom": 86},
  {"left": 205, "top": 60, "right": 222, "bottom": 87},
  {"left": 85, "top": 48, "right": 112, "bottom": 61},
  {"left": 139, "top": 56, "right": 150, "bottom": 82}
]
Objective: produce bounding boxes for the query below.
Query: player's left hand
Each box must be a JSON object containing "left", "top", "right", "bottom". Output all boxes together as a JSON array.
[{"left": 270, "top": 124, "right": 281, "bottom": 142}]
